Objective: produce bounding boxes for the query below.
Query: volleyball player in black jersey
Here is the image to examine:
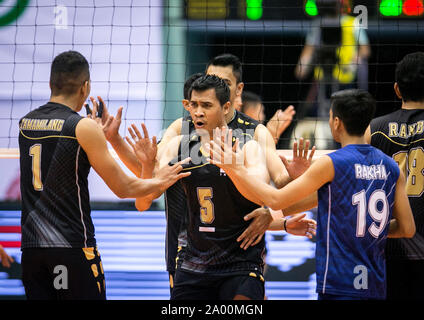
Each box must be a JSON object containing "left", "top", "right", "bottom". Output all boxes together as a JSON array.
[
  {"left": 126, "top": 75, "right": 314, "bottom": 300},
  {"left": 163, "top": 73, "right": 202, "bottom": 294},
  {"left": 18, "top": 51, "right": 189, "bottom": 300},
  {"left": 365, "top": 52, "right": 424, "bottom": 300}
]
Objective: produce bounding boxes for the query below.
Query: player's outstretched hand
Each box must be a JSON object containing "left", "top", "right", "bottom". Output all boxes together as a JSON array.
[
  {"left": 266, "top": 105, "right": 295, "bottom": 143},
  {"left": 155, "top": 158, "right": 191, "bottom": 191},
  {"left": 208, "top": 127, "right": 243, "bottom": 172},
  {"left": 280, "top": 137, "right": 316, "bottom": 180},
  {"left": 285, "top": 213, "right": 317, "bottom": 239},
  {"left": 237, "top": 207, "right": 273, "bottom": 250},
  {"left": 125, "top": 123, "right": 157, "bottom": 167},
  {"left": 0, "top": 245, "right": 14, "bottom": 268},
  {"left": 86, "top": 96, "right": 123, "bottom": 143}
]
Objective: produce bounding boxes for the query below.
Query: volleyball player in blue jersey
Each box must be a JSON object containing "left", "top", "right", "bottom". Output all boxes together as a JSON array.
[{"left": 210, "top": 89, "right": 416, "bottom": 300}]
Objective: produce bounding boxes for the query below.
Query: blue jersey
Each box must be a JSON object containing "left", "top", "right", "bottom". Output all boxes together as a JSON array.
[{"left": 316, "top": 144, "right": 400, "bottom": 299}]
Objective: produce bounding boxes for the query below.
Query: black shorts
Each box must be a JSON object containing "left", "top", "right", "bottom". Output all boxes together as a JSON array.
[
  {"left": 21, "top": 247, "right": 106, "bottom": 300},
  {"left": 171, "top": 269, "right": 265, "bottom": 300}
]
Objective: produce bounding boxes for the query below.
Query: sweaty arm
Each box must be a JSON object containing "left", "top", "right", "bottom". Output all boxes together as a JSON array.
[
  {"left": 225, "top": 155, "right": 334, "bottom": 211},
  {"left": 231, "top": 139, "right": 271, "bottom": 205},
  {"left": 388, "top": 171, "right": 416, "bottom": 238},
  {"left": 134, "top": 134, "right": 183, "bottom": 211},
  {"left": 110, "top": 116, "right": 183, "bottom": 177},
  {"left": 254, "top": 124, "right": 290, "bottom": 189},
  {"left": 76, "top": 118, "right": 168, "bottom": 199}
]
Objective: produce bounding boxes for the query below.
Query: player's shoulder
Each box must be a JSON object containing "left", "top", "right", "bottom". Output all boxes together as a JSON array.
[
  {"left": 75, "top": 117, "right": 101, "bottom": 137},
  {"left": 19, "top": 103, "right": 49, "bottom": 121},
  {"left": 230, "top": 110, "right": 259, "bottom": 130},
  {"left": 370, "top": 109, "right": 403, "bottom": 130}
]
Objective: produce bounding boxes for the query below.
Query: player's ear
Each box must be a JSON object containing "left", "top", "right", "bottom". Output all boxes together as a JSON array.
[
  {"left": 223, "top": 101, "right": 231, "bottom": 115},
  {"left": 81, "top": 80, "right": 90, "bottom": 97},
  {"left": 182, "top": 99, "right": 190, "bottom": 111},
  {"left": 236, "top": 82, "right": 244, "bottom": 97},
  {"left": 394, "top": 82, "right": 402, "bottom": 100}
]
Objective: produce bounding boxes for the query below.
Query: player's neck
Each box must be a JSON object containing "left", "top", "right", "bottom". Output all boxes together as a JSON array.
[
  {"left": 225, "top": 107, "right": 236, "bottom": 123},
  {"left": 402, "top": 101, "right": 424, "bottom": 110},
  {"left": 49, "top": 95, "right": 81, "bottom": 112},
  {"left": 340, "top": 135, "right": 367, "bottom": 148}
]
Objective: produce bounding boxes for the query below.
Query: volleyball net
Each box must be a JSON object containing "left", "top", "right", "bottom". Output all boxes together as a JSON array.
[{"left": 0, "top": 0, "right": 423, "bottom": 200}]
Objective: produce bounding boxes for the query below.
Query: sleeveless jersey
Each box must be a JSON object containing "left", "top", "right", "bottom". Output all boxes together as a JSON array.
[
  {"left": 316, "top": 145, "right": 400, "bottom": 299},
  {"left": 370, "top": 109, "right": 424, "bottom": 260},
  {"left": 163, "top": 116, "right": 193, "bottom": 273},
  {"left": 19, "top": 102, "right": 95, "bottom": 248},
  {"left": 176, "top": 111, "right": 264, "bottom": 274}
]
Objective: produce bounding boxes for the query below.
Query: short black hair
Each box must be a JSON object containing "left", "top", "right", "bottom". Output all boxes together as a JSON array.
[
  {"left": 395, "top": 52, "right": 424, "bottom": 102},
  {"left": 189, "top": 74, "right": 230, "bottom": 106},
  {"left": 241, "top": 91, "right": 262, "bottom": 113},
  {"left": 330, "top": 89, "right": 376, "bottom": 136},
  {"left": 50, "top": 51, "right": 90, "bottom": 96},
  {"left": 206, "top": 53, "right": 243, "bottom": 83},
  {"left": 183, "top": 73, "right": 203, "bottom": 100}
]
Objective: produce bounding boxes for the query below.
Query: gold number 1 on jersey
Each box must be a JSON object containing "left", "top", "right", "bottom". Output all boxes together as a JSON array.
[
  {"left": 30, "top": 144, "right": 43, "bottom": 191},
  {"left": 197, "top": 187, "right": 215, "bottom": 224}
]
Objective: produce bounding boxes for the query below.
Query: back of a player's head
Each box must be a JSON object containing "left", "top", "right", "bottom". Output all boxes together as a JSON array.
[
  {"left": 184, "top": 73, "right": 203, "bottom": 100},
  {"left": 190, "top": 74, "right": 230, "bottom": 106},
  {"left": 206, "top": 53, "right": 242, "bottom": 83},
  {"left": 330, "top": 89, "right": 375, "bottom": 136},
  {"left": 395, "top": 52, "right": 424, "bottom": 102},
  {"left": 241, "top": 91, "right": 262, "bottom": 114},
  {"left": 50, "top": 51, "right": 90, "bottom": 97}
]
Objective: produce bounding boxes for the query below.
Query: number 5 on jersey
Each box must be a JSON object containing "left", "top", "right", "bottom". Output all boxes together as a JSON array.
[{"left": 197, "top": 187, "right": 215, "bottom": 224}]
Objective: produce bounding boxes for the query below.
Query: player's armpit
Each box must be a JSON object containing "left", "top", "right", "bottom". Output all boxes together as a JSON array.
[{"left": 388, "top": 171, "right": 416, "bottom": 238}]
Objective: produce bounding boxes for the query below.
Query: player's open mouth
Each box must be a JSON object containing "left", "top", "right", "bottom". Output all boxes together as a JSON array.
[{"left": 194, "top": 120, "right": 205, "bottom": 129}]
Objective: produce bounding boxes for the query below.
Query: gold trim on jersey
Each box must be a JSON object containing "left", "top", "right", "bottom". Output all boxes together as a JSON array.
[
  {"left": 83, "top": 247, "right": 96, "bottom": 260},
  {"left": 371, "top": 131, "right": 424, "bottom": 147},
  {"left": 181, "top": 162, "right": 210, "bottom": 171},
  {"left": 19, "top": 129, "right": 77, "bottom": 140}
]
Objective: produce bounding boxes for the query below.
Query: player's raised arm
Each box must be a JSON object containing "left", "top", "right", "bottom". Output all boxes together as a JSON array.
[
  {"left": 388, "top": 171, "right": 416, "bottom": 238},
  {"left": 76, "top": 118, "right": 189, "bottom": 199},
  {"left": 124, "top": 126, "right": 186, "bottom": 211},
  {"left": 211, "top": 129, "right": 333, "bottom": 210},
  {"left": 88, "top": 96, "right": 144, "bottom": 177}
]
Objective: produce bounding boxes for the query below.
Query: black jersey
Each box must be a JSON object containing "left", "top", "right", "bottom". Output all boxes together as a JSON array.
[
  {"left": 370, "top": 108, "right": 424, "bottom": 260},
  {"left": 163, "top": 117, "right": 193, "bottom": 273},
  {"left": 177, "top": 111, "right": 264, "bottom": 274},
  {"left": 19, "top": 102, "right": 95, "bottom": 249},
  {"left": 165, "top": 111, "right": 260, "bottom": 273}
]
